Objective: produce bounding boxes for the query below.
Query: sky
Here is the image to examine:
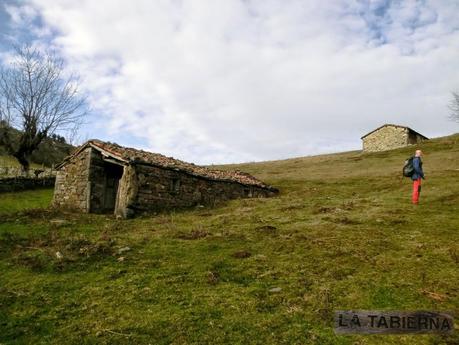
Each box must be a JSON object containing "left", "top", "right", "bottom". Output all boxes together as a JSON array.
[{"left": 0, "top": 0, "right": 458, "bottom": 164}]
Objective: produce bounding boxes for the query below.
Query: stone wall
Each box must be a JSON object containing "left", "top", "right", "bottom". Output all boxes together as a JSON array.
[
  {"left": 52, "top": 147, "right": 91, "bottom": 211},
  {"left": 117, "top": 163, "right": 277, "bottom": 216},
  {"left": 0, "top": 166, "right": 55, "bottom": 178},
  {"left": 0, "top": 176, "right": 55, "bottom": 193},
  {"left": 362, "top": 126, "right": 408, "bottom": 152}
]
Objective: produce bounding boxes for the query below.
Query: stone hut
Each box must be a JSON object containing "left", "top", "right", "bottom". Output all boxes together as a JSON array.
[
  {"left": 361, "top": 124, "right": 428, "bottom": 152},
  {"left": 53, "top": 140, "right": 278, "bottom": 217}
]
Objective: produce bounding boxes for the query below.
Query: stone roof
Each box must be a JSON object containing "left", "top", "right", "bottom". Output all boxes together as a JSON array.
[
  {"left": 57, "top": 139, "right": 277, "bottom": 190},
  {"left": 361, "top": 124, "right": 429, "bottom": 140}
]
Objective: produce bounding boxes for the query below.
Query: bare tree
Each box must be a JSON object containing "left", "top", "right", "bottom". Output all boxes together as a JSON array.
[
  {"left": 0, "top": 45, "right": 87, "bottom": 172},
  {"left": 449, "top": 91, "right": 459, "bottom": 123}
]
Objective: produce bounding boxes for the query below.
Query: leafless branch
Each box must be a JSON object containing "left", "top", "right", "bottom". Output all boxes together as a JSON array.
[{"left": 0, "top": 44, "right": 87, "bottom": 171}]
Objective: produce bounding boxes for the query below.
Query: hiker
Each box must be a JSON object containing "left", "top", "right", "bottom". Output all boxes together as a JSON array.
[{"left": 411, "top": 150, "right": 425, "bottom": 204}]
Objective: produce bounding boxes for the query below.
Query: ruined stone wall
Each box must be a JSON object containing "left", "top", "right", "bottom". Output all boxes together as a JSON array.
[
  {"left": 362, "top": 126, "right": 408, "bottom": 152},
  {"left": 127, "top": 164, "right": 276, "bottom": 214},
  {"left": 0, "top": 176, "right": 55, "bottom": 193},
  {"left": 52, "top": 147, "right": 91, "bottom": 211},
  {"left": 0, "top": 166, "right": 55, "bottom": 178}
]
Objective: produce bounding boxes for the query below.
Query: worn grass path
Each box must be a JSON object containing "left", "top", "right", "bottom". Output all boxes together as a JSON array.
[{"left": 0, "top": 134, "right": 458, "bottom": 344}]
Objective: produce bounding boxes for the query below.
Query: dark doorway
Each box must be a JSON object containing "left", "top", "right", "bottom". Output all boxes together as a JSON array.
[{"left": 102, "top": 161, "right": 124, "bottom": 213}]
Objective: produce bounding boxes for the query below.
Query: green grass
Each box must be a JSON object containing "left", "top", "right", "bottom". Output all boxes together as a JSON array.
[
  {"left": 0, "top": 189, "right": 54, "bottom": 215},
  {"left": 0, "top": 155, "right": 20, "bottom": 167},
  {"left": 0, "top": 134, "right": 458, "bottom": 344}
]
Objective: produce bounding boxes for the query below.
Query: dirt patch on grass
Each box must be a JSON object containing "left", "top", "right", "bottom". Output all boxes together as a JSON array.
[
  {"left": 207, "top": 271, "right": 219, "bottom": 285},
  {"left": 312, "top": 201, "right": 356, "bottom": 215},
  {"left": 176, "top": 229, "right": 209, "bottom": 240},
  {"left": 336, "top": 216, "right": 361, "bottom": 225},
  {"left": 322, "top": 216, "right": 361, "bottom": 225},
  {"left": 15, "top": 250, "right": 49, "bottom": 272},
  {"left": 448, "top": 247, "right": 459, "bottom": 264},
  {"left": 232, "top": 250, "right": 252, "bottom": 259},
  {"left": 312, "top": 206, "right": 337, "bottom": 214},
  {"left": 435, "top": 193, "right": 458, "bottom": 205},
  {"left": 198, "top": 212, "right": 213, "bottom": 217},
  {"left": 280, "top": 203, "right": 304, "bottom": 211},
  {"left": 255, "top": 225, "right": 277, "bottom": 234}
]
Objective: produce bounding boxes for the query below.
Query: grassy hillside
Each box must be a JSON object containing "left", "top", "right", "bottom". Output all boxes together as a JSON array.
[
  {"left": 0, "top": 155, "right": 43, "bottom": 170},
  {"left": 0, "top": 127, "right": 74, "bottom": 168},
  {"left": 0, "top": 134, "right": 458, "bottom": 344}
]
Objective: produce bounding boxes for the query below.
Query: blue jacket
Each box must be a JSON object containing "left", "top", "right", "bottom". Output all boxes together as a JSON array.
[{"left": 411, "top": 157, "right": 424, "bottom": 180}]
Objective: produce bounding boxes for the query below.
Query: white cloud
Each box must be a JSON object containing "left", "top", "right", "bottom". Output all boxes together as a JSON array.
[
  {"left": 4, "top": 3, "right": 37, "bottom": 26},
  {"left": 6, "top": 0, "right": 459, "bottom": 163}
]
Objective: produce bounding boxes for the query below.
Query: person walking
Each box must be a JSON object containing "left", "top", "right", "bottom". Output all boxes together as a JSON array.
[{"left": 411, "top": 150, "right": 425, "bottom": 204}]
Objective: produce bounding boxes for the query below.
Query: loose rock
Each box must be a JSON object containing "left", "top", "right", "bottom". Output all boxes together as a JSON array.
[
  {"left": 269, "top": 287, "right": 282, "bottom": 293},
  {"left": 118, "top": 246, "right": 131, "bottom": 254}
]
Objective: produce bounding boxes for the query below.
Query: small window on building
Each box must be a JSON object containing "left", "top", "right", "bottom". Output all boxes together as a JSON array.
[
  {"left": 243, "top": 188, "right": 251, "bottom": 197},
  {"left": 170, "top": 178, "right": 181, "bottom": 194}
]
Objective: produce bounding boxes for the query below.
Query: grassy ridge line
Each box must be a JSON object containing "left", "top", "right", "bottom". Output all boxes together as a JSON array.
[
  {"left": 0, "top": 133, "right": 458, "bottom": 344},
  {"left": 215, "top": 133, "right": 459, "bottom": 183}
]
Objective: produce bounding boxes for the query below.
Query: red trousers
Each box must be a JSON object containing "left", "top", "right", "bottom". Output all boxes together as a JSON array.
[{"left": 412, "top": 178, "right": 422, "bottom": 204}]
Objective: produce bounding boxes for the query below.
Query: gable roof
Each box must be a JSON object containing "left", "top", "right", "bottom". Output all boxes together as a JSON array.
[
  {"left": 361, "top": 124, "right": 429, "bottom": 140},
  {"left": 57, "top": 139, "right": 277, "bottom": 190}
]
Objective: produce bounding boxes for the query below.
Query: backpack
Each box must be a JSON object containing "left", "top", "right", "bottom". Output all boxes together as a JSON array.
[{"left": 403, "top": 156, "right": 415, "bottom": 177}]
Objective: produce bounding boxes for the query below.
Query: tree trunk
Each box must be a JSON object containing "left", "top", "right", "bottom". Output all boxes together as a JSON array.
[{"left": 13, "top": 151, "right": 30, "bottom": 175}]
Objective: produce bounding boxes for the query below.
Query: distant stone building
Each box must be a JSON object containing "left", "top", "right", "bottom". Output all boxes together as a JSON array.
[
  {"left": 361, "top": 124, "right": 428, "bottom": 152},
  {"left": 53, "top": 140, "right": 278, "bottom": 217}
]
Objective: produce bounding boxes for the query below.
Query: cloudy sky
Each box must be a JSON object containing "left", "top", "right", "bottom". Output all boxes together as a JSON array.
[{"left": 1, "top": 0, "right": 458, "bottom": 164}]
